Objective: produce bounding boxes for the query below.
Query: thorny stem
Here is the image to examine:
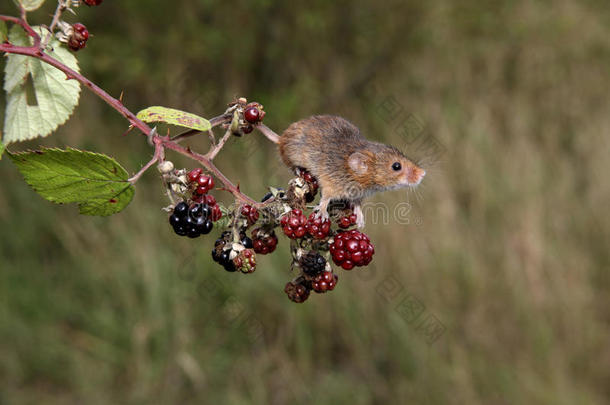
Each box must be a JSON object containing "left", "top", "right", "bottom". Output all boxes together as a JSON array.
[
  {"left": 0, "top": 12, "right": 267, "bottom": 208},
  {"left": 18, "top": 3, "right": 27, "bottom": 22},
  {"left": 128, "top": 133, "right": 164, "bottom": 184},
  {"left": 256, "top": 123, "right": 281, "bottom": 144},
  {"left": 206, "top": 128, "right": 232, "bottom": 160},
  {"left": 42, "top": 0, "right": 68, "bottom": 49}
]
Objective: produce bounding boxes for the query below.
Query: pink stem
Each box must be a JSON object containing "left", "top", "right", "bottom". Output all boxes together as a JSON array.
[
  {"left": 0, "top": 14, "right": 261, "bottom": 206},
  {"left": 206, "top": 128, "right": 232, "bottom": 160},
  {"left": 256, "top": 123, "right": 280, "bottom": 144}
]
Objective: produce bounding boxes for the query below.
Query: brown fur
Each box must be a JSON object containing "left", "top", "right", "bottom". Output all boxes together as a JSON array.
[{"left": 279, "top": 115, "right": 424, "bottom": 204}]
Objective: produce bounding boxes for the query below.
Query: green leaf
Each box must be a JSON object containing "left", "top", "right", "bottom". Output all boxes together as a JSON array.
[
  {"left": 0, "top": 21, "right": 7, "bottom": 43},
  {"left": 0, "top": 141, "right": 5, "bottom": 160},
  {"left": 3, "top": 25, "right": 81, "bottom": 144},
  {"left": 136, "top": 106, "right": 211, "bottom": 132},
  {"left": 18, "top": 0, "right": 46, "bottom": 12},
  {"left": 7, "top": 148, "right": 134, "bottom": 216},
  {"left": 214, "top": 204, "right": 232, "bottom": 229}
]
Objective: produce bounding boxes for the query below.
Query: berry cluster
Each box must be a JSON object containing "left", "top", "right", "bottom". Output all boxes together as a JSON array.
[
  {"left": 161, "top": 144, "right": 377, "bottom": 304},
  {"left": 212, "top": 236, "right": 237, "bottom": 272},
  {"left": 188, "top": 168, "right": 222, "bottom": 221},
  {"left": 233, "top": 249, "right": 256, "bottom": 273},
  {"left": 241, "top": 204, "right": 259, "bottom": 227},
  {"left": 300, "top": 251, "right": 327, "bottom": 276},
  {"left": 338, "top": 212, "right": 358, "bottom": 229},
  {"left": 212, "top": 231, "right": 257, "bottom": 273},
  {"left": 330, "top": 230, "right": 375, "bottom": 270},
  {"left": 68, "top": 23, "right": 89, "bottom": 51},
  {"left": 226, "top": 99, "right": 266, "bottom": 135},
  {"left": 312, "top": 271, "right": 338, "bottom": 293},
  {"left": 284, "top": 280, "right": 310, "bottom": 303},
  {"left": 281, "top": 209, "right": 307, "bottom": 239},
  {"left": 251, "top": 228, "right": 278, "bottom": 254},
  {"left": 169, "top": 202, "right": 214, "bottom": 238},
  {"left": 83, "top": 0, "right": 103, "bottom": 5},
  {"left": 306, "top": 212, "right": 331, "bottom": 239},
  {"left": 284, "top": 270, "right": 338, "bottom": 303},
  {"left": 189, "top": 168, "right": 215, "bottom": 195}
]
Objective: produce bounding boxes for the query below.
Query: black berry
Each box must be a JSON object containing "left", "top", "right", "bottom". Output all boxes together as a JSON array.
[
  {"left": 300, "top": 251, "right": 326, "bottom": 276},
  {"left": 173, "top": 202, "right": 188, "bottom": 217}
]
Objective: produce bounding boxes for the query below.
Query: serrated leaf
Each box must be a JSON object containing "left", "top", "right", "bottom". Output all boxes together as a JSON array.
[
  {"left": 136, "top": 106, "right": 211, "bottom": 132},
  {"left": 0, "top": 21, "right": 7, "bottom": 43},
  {"left": 8, "top": 148, "right": 134, "bottom": 216},
  {"left": 18, "top": 0, "right": 46, "bottom": 11},
  {"left": 214, "top": 204, "right": 232, "bottom": 229},
  {"left": 3, "top": 25, "right": 81, "bottom": 144}
]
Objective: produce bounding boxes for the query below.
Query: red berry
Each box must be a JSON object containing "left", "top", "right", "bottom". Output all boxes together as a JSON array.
[
  {"left": 306, "top": 212, "right": 331, "bottom": 239},
  {"left": 299, "top": 170, "right": 319, "bottom": 201},
  {"left": 329, "top": 230, "right": 374, "bottom": 269},
  {"left": 244, "top": 107, "right": 261, "bottom": 124},
  {"left": 251, "top": 228, "right": 278, "bottom": 255},
  {"left": 196, "top": 174, "right": 214, "bottom": 189},
  {"left": 188, "top": 168, "right": 203, "bottom": 182},
  {"left": 204, "top": 194, "right": 216, "bottom": 206},
  {"left": 241, "top": 205, "right": 259, "bottom": 226},
  {"left": 280, "top": 209, "right": 307, "bottom": 239},
  {"left": 284, "top": 280, "right": 310, "bottom": 303},
  {"left": 242, "top": 125, "right": 254, "bottom": 134},
  {"left": 338, "top": 212, "right": 358, "bottom": 229},
  {"left": 73, "top": 23, "right": 89, "bottom": 40},
  {"left": 233, "top": 249, "right": 256, "bottom": 273},
  {"left": 83, "top": 0, "right": 103, "bottom": 5},
  {"left": 312, "top": 272, "right": 338, "bottom": 293},
  {"left": 338, "top": 216, "right": 351, "bottom": 229},
  {"left": 210, "top": 205, "right": 222, "bottom": 221},
  {"left": 68, "top": 23, "right": 89, "bottom": 51}
]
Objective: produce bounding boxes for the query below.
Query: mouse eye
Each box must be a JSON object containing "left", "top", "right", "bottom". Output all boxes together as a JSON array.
[{"left": 392, "top": 162, "right": 402, "bottom": 171}]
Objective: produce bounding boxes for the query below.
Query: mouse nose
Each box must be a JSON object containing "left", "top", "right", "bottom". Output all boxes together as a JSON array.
[{"left": 407, "top": 166, "right": 426, "bottom": 185}]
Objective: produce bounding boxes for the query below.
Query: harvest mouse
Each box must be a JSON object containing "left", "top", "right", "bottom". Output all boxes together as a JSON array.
[{"left": 278, "top": 115, "right": 425, "bottom": 227}]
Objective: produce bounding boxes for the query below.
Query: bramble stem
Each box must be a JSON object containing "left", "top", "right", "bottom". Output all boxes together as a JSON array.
[
  {"left": 128, "top": 133, "right": 165, "bottom": 184},
  {"left": 206, "top": 128, "right": 232, "bottom": 160},
  {"left": 0, "top": 13, "right": 266, "bottom": 207},
  {"left": 42, "top": 0, "right": 68, "bottom": 49},
  {"left": 256, "top": 123, "right": 280, "bottom": 144}
]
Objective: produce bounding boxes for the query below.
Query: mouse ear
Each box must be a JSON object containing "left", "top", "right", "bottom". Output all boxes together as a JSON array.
[{"left": 348, "top": 152, "right": 369, "bottom": 175}]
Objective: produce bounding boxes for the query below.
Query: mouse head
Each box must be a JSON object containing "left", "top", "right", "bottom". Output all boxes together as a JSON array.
[{"left": 348, "top": 146, "right": 425, "bottom": 192}]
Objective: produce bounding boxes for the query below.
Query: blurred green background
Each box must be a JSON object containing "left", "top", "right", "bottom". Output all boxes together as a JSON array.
[{"left": 1, "top": 0, "right": 610, "bottom": 404}]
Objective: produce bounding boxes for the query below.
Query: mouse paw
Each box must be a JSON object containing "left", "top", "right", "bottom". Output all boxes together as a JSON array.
[
  {"left": 313, "top": 208, "right": 330, "bottom": 222},
  {"left": 314, "top": 197, "right": 331, "bottom": 222},
  {"left": 354, "top": 205, "right": 365, "bottom": 228}
]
